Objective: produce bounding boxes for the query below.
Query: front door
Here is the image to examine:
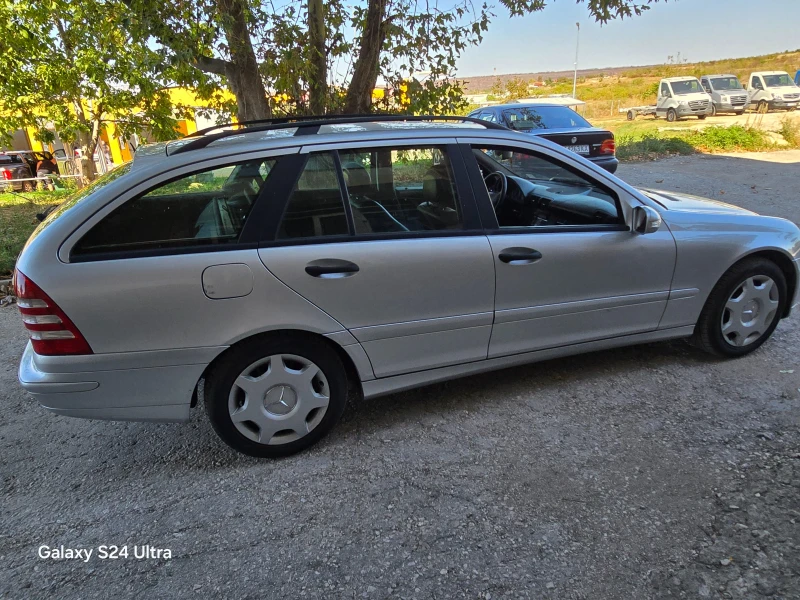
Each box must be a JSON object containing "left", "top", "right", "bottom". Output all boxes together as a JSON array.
[
  {"left": 656, "top": 82, "right": 673, "bottom": 116},
  {"left": 258, "top": 142, "right": 495, "bottom": 377},
  {"left": 460, "top": 141, "right": 676, "bottom": 358}
]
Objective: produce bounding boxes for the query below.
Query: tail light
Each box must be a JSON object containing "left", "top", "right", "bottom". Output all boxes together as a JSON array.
[
  {"left": 600, "top": 139, "right": 616, "bottom": 155},
  {"left": 0, "top": 168, "right": 11, "bottom": 180},
  {"left": 13, "top": 269, "right": 93, "bottom": 356}
]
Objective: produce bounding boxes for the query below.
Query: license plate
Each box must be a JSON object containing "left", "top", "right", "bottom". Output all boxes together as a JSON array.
[{"left": 565, "top": 144, "right": 590, "bottom": 155}]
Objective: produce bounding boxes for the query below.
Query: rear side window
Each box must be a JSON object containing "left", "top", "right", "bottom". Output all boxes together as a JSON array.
[
  {"left": 73, "top": 159, "right": 275, "bottom": 256},
  {"left": 339, "top": 146, "right": 463, "bottom": 234}
]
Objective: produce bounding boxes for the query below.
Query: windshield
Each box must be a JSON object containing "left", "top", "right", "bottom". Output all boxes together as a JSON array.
[
  {"left": 709, "top": 77, "right": 743, "bottom": 91},
  {"left": 670, "top": 79, "right": 704, "bottom": 95},
  {"left": 763, "top": 74, "right": 794, "bottom": 87},
  {"left": 502, "top": 106, "right": 591, "bottom": 130}
]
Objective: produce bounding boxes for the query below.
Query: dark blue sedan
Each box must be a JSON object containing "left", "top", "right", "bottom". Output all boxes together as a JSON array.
[{"left": 468, "top": 103, "right": 619, "bottom": 174}]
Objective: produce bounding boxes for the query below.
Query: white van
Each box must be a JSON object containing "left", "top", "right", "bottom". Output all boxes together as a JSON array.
[
  {"left": 656, "top": 77, "right": 713, "bottom": 122},
  {"left": 746, "top": 72, "right": 800, "bottom": 111}
]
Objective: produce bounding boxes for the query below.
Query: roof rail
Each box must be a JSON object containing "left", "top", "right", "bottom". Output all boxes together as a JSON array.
[{"left": 170, "top": 114, "right": 508, "bottom": 156}]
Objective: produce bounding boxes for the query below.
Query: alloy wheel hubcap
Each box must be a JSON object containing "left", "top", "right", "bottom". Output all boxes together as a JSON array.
[
  {"left": 228, "top": 354, "right": 330, "bottom": 445},
  {"left": 721, "top": 275, "right": 779, "bottom": 347}
]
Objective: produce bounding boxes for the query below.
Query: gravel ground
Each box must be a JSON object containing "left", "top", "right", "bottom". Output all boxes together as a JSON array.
[{"left": 1, "top": 151, "right": 799, "bottom": 600}]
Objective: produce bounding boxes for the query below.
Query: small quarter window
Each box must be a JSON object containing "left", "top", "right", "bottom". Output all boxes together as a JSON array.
[
  {"left": 277, "top": 152, "right": 349, "bottom": 239},
  {"left": 72, "top": 158, "right": 275, "bottom": 256}
]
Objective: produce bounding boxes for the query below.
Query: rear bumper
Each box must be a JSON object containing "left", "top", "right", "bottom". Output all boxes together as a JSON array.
[
  {"left": 18, "top": 342, "right": 224, "bottom": 422},
  {"left": 589, "top": 156, "right": 619, "bottom": 174}
]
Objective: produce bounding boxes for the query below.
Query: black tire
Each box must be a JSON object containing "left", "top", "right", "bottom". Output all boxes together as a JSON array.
[
  {"left": 691, "top": 257, "right": 787, "bottom": 357},
  {"left": 735, "top": 111, "right": 745, "bottom": 116},
  {"left": 626, "top": 110, "right": 635, "bottom": 121},
  {"left": 21, "top": 180, "right": 34, "bottom": 192},
  {"left": 710, "top": 103, "right": 717, "bottom": 116},
  {"left": 204, "top": 334, "right": 348, "bottom": 458},
  {"left": 666, "top": 108, "right": 677, "bottom": 123},
  {"left": 758, "top": 100, "right": 769, "bottom": 113},
  {"left": 698, "top": 114, "right": 707, "bottom": 120}
]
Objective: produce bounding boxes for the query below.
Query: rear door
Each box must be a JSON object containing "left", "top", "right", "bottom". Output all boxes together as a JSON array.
[
  {"left": 257, "top": 140, "right": 495, "bottom": 378},
  {"left": 458, "top": 138, "right": 676, "bottom": 358}
]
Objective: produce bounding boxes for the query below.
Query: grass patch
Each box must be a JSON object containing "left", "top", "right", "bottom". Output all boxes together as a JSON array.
[
  {"left": 686, "top": 125, "right": 775, "bottom": 152},
  {"left": 0, "top": 190, "right": 70, "bottom": 276},
  {"left": 617, "top": 124, "right": 777, "bottom": 161}
]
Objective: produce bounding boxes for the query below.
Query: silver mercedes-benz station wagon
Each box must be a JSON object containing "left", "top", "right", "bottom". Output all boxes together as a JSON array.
[{"left": 15, "top": 116, "right": 800, "bottom": 457}]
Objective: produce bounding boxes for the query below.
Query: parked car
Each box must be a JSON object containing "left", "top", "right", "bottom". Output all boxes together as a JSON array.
[
  {"left": 468, "top": 103, "right": 618, "bottom": 173},
  {"left": 656, "top": 77, "right": 713, "bottom": 121},
  {"left": 700, "top": 74, "right": 750, "bottom": 115},
  {"left": 795, "top": 70, "right": 800, "bottom": 86},
  {"left": 0, "top": 152, "right": 34, "bottom": 191},
  {"left": 14, "top": 116, "right": 800, "bottom": 458},
  {"left": 746, "top": 71, "right": 800, "bottom": 111}
]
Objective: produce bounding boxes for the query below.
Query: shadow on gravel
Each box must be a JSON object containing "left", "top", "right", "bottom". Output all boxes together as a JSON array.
[{"left": 94, "top": 337, "right": 728, "bottom": 472}]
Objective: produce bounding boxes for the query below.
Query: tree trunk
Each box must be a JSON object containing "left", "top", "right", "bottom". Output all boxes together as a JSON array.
[
  {"left": 214, "top": 0, "right": 271, "bottom": 121},
  {"left": 344, "top": 0, "right": 388, "bottom": 114},
  {"left": 307, "top": 0, "right": 327, "bottom": 115}
]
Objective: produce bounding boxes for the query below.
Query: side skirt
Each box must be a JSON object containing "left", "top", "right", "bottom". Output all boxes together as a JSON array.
[{"left": 362, "top": 325, "right": 695, "bottom": 399}]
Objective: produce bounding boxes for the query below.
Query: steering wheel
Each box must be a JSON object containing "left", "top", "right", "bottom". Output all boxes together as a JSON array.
[{"left": 484, "top": 171, "right": 508, "bottom": 209}]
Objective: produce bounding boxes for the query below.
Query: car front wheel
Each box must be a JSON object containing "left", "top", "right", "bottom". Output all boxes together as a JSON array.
[
  {"left": 204, "top": 335, "right": 348, "bottom": 457},
  {"left": 692, "top": 257, "right": 787, "bottom": 357},
  {"left": 666, "top": 109, "right": 677, "bottom": 122}
]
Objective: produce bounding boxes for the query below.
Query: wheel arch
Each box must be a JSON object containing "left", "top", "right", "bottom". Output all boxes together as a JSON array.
[
  {"left": 190, "top": 329, "right": 366, "bottom": 408},
  {"left": 732, "top": 248, "right": 796, "bottom": 318}
]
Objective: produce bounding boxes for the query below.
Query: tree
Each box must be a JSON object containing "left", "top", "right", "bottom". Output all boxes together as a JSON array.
[
  {"left": 0, "top": 0, "right": 188, "bottom": 180},
  {"left": 125, "top": 0, "right": 661, "bottom": 117}
]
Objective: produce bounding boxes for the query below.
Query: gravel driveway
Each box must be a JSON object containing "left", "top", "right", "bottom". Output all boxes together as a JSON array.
[{"left": 1, "top": 152, "right": 798, "bottom": 600}]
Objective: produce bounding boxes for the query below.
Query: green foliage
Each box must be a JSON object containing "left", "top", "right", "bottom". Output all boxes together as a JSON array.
[
  {"left": 616, "top": 125, "right": 776, "bottom": 161},
  {"left": 0, "top": 0, "right": 191, "bottom": 179},
  {"left": 778, "top": 117, "right": 800, "bottom": 148},
  {"left": 0, "top": 190, "right": 70, "bottom": 275}
]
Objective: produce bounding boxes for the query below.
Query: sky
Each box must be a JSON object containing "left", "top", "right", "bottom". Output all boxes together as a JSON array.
[{"left": 456, "top": 0, "right": 800, "bottom": 77}]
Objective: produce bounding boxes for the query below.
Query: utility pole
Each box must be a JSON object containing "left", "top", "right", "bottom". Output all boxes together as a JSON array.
[{"left": 572, "top": 22, "right": 580, "bottom": 100}]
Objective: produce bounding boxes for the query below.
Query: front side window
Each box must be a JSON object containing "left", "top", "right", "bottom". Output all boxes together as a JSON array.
[
  {"left": 73, "top": 159, "right": 274, "bottom": 256},
  {"left": 660, "top": 84, "right": 671, "bottom": 97},
  {"left": 473, "top": 146, "right": 621, "bottom": 228},
  {"left": 339, "top": 146, "right": 463, "bottom": 234}
]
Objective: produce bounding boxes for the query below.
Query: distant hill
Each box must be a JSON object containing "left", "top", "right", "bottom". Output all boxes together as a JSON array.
[
  {"left": 461, "top": 50, "right": 800, "bottom": 95},
  {"left": 462, "top": 50, "right": 800, "bottom": 120}
]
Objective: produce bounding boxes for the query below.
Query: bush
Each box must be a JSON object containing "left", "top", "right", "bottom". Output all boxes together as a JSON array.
[
  {"left": 685, "top": 125, "right": 773, "bottom": 152},
  {"left": 779, "top": 117, "right": 800, "bottom": 147},
  {"left": 616, "top": 133, "right": 695, "bottom": 161}
]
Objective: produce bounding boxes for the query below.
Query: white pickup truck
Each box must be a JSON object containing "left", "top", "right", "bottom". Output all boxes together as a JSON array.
[
  {"left": 623, "top": 77, "right": 713, "bottom": 122},
  {"left": 746, "top": 71, "right": 800, "bottom": 112}
]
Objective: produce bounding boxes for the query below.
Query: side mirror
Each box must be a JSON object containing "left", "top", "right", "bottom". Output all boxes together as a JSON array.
[{"left": 632, "top": 205, "right": 662, "bottom": 235}]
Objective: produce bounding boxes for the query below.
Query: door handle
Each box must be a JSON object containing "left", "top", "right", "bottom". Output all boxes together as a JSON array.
[
  {"left": 498, "top": 247, "right": 543, "bottom": 265},
  {"left": 305, "top": 258, "right": 360, "bottom": 278}
]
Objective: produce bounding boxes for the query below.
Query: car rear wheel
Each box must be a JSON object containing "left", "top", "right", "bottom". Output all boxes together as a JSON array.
[
  {"left": 626, "top": 110, "right": 635, "bottom": 121},
  {"left": 666, "top": 109, "right": 677, "bottom": 122},
  {"left": 692, "top": 257, "right": 787, "bottom": 357},
  {"left": 21, "top": 180, "right": 34, "bottom": 192},
  {"left": 204, "top": 335, "right": 348, "bottom": 457}
]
